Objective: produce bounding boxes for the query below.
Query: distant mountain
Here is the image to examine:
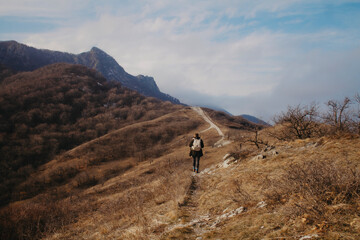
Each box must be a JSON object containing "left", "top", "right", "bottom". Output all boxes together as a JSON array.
[
  {"left": 0, "top": 40, "right": 180, "bottom": 104},
  {"left": 240, "top": 114, "right": 270, "bottom": 126},
  {"left": 198, "top": 104, "right": 234, "bottom": 116},
  {"left": 198, "top": 104, "right": 270, "bottom": 126},
  {"left": 202, "top": 108, "right": 263, "bottom": 131}
]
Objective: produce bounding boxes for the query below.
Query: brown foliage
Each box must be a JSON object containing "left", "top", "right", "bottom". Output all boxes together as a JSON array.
[
  {"left": 265, "top": 158, "right": 360, "bottom": 224},
  {"left": 272, "top": 103, "right": 321, "bottom": 140},
  {"left": 0, "top": 198, "right": 78, "bottom": 240},
  {"left": 0, "top": 63, "right": 182, "bottom": 205}
]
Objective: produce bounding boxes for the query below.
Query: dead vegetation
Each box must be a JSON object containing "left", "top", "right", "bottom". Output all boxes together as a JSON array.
[
  {"left": 0, "top": 197, "right": 78, "bottom": 240},
  {"left": 191, "top": 136, "right": 360, "bottom": 239},
  {"left": 0, "top": 63, "right": 183, "bottom": 206},
  {"left": 272, "top": 94, "right": 360, "bottom": 141},
  {"left": 265, "top": 157, "right": 360, "bottom": 234},
  {"left": 1, "top": 100, "right": 360, "bottom": 239},
  {"left": 0, "top": 107, "right": 206, "bottom": 240}
]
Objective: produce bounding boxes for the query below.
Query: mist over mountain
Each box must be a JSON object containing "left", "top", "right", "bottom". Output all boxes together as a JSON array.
[{"left": 0, "top": 40, "right": 180, "bottom": 104}]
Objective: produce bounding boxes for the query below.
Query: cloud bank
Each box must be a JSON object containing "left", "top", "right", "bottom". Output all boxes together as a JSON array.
[{"left": 1, "top": 0, "right": 360, "bottom": 120}]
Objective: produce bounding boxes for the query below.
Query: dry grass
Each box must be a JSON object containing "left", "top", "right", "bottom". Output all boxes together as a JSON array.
[
  {"left": 2, "top": 107, "right": 360, "bottom": 240},
  {"left": 0, "top": 197, "right": 78, "bottom": 240},
  {"left": 0, "top": 107, "right": 210, "bottom": 240},
  {"left": 186, "top": 136, "right": 360, "bottom": 239}
]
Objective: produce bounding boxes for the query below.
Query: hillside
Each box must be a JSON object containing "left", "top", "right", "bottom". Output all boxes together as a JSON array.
[
  {"left": 0, "top": 63, "right": 183, "bottom": 206},
  {"left": 0, "top": 61, "right": 264, "bottom": 239},
  {"left": 241, "top": 114, "right": 270, "bottom": 126},
  {"left": 1, "top": 99, "right": 359, "bottom": 239},
  {"left": 0, "top": 40, "right": 180, "bottom": 103},
  {"left": 0, "top": 105, "right": 247, "bottom": 240}
]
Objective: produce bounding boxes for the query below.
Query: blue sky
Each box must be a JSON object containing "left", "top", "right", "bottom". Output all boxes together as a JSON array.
[{"left": 1, "top": 0, "right": 360, "bottom": 120}]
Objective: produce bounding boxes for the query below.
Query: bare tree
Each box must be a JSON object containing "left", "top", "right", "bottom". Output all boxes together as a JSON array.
[
  {"left": 323, "top": 97, "right": 352, "bottom": 132},
  {"left": 272, "top": 103, "right": 320, "bottom": 140},
  {"left": 355, "top": 93, "right": 360, "bottom": 104},
  {"left": 354, "top": 93, "right": 360, "bottom": 134},
  {"left": 246, "top": 127, "right": 268, "bottom": 149}
]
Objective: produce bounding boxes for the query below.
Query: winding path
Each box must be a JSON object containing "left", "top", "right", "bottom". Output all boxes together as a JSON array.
[
  {"left": 162, "top": 107, "right": 233, "bottom": 238},
  {"left": 191, "top": 106, "right": 232, "bottom": 147}
]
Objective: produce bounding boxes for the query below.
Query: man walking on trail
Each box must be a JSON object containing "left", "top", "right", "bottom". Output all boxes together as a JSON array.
[{"left": 189, "top": 133, "right": 204, "bottom": 173}]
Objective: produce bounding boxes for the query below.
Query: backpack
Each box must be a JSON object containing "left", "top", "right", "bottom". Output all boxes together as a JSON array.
[{"left": 192, "top": 138, "right": 202, "bottom": 151}]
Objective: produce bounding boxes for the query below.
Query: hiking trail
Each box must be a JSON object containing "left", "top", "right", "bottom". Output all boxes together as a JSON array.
[
  {"left": 163, "top": 175, "right": 209, "bottom": 239},
  {"left": 162, "top": 107, "right": 234, "bottom": 239},
  {"left": 191, "top": 106, "right": 232, "bottom": 147}
]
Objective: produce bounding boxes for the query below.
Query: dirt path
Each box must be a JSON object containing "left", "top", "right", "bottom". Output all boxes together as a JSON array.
[
  {"left": 178, "top": 176, "right": 199, "bottom": 230},
  {"left": 163, "top": 175, "right": 207, "bottom": 239},
  {"left": 191, "top": 106, "right": 232, "bottom": 147},
  {"left": 161, "top": 107, "right": 234, "bottom": 239}
]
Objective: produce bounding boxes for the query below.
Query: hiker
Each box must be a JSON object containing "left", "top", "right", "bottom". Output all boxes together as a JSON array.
[{"left": 189, "top": 133, "right": 204, "bottom": 173}]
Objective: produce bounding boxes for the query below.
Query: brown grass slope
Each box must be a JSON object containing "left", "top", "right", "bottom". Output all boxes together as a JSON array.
[
  {"left": 2, "top": 103, "right": 359, "bottom": 239},
  {"left": 0, "top": 63, "right": 182, "bottom": 206},
  {"left": 194, "top": 138, "right": 360, "bottom": 239},
  {"left": 0, "top": 105, "right": 233, "bottom": 239}
]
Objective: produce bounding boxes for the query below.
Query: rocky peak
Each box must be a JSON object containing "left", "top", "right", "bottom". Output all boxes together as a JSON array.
[
  {"left": 0, "top": 41, "right": 181, "bottom": 104},
  {"left": 90, "top": 46, "right": 103, "bottom": 53},
  {"left": 136, "top": 75, "right": 160, "bottom": 92}
]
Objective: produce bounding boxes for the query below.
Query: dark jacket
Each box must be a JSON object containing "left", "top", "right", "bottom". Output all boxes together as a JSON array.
[{"left": 189, "top": 137, "right": 204, "bottom": 157}]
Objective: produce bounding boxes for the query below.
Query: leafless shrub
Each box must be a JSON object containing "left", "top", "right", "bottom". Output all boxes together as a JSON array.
[
  {"left": 272, "top": 103, "right": 321, "bottom": 140},
  {"left": 323, "top": 97, "right": 352, "bottom": 133},
  {"left": 273, "top": 95, "right": 360, "bottom": 139},
  {"left": 228, "top": 144, "right": 252, "bottom": 161},
  {"left": 354, "top": 93, "right": 360, "bottom": 134},
  {"left": 246, "top": 128, "right": 268, "bottom": 149},
  {"left": 265, "top": 159, "right": 360, "bottom": 222}
]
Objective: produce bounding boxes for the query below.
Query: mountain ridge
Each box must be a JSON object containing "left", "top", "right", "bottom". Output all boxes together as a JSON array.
[
  {"left": 197, "top": 104, "right": 269, "bottom": 126},
  {"left": 0, "top": 40, "right": 180, "bottom": 104},
  {"left": 241, "top": 114, "right": 270, "bottom": 126}
]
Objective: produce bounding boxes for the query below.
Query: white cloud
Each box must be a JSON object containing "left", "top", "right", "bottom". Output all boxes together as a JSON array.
[
  {"left": 0, "top": 0, "right": 90, "bottom": 18},
  {"left": 2, "top": 0, "right": 360, "bottom": 119}
]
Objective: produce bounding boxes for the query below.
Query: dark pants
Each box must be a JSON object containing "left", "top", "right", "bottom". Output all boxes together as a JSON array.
[{"left": 193, "top": 156, "right": 200, "bottom": 171}]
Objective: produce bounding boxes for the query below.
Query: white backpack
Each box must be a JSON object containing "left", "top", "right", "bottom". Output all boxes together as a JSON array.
[{"left": 192, "top": 138, "right": 202, "bottom": 151}]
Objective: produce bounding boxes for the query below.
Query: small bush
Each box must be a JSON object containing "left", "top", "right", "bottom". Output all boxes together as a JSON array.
[
  {"left": 265, "top": 159, "right": 360, "bottom": 222},
  {"left": 272, "top": 103, "right": 321, "bottom": 140},
  {"left": 74, "top": 172, "right": 98, "bottom": 188},
  {"left": 0, "top": 198, "right": 77, "bottom": 240}
]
